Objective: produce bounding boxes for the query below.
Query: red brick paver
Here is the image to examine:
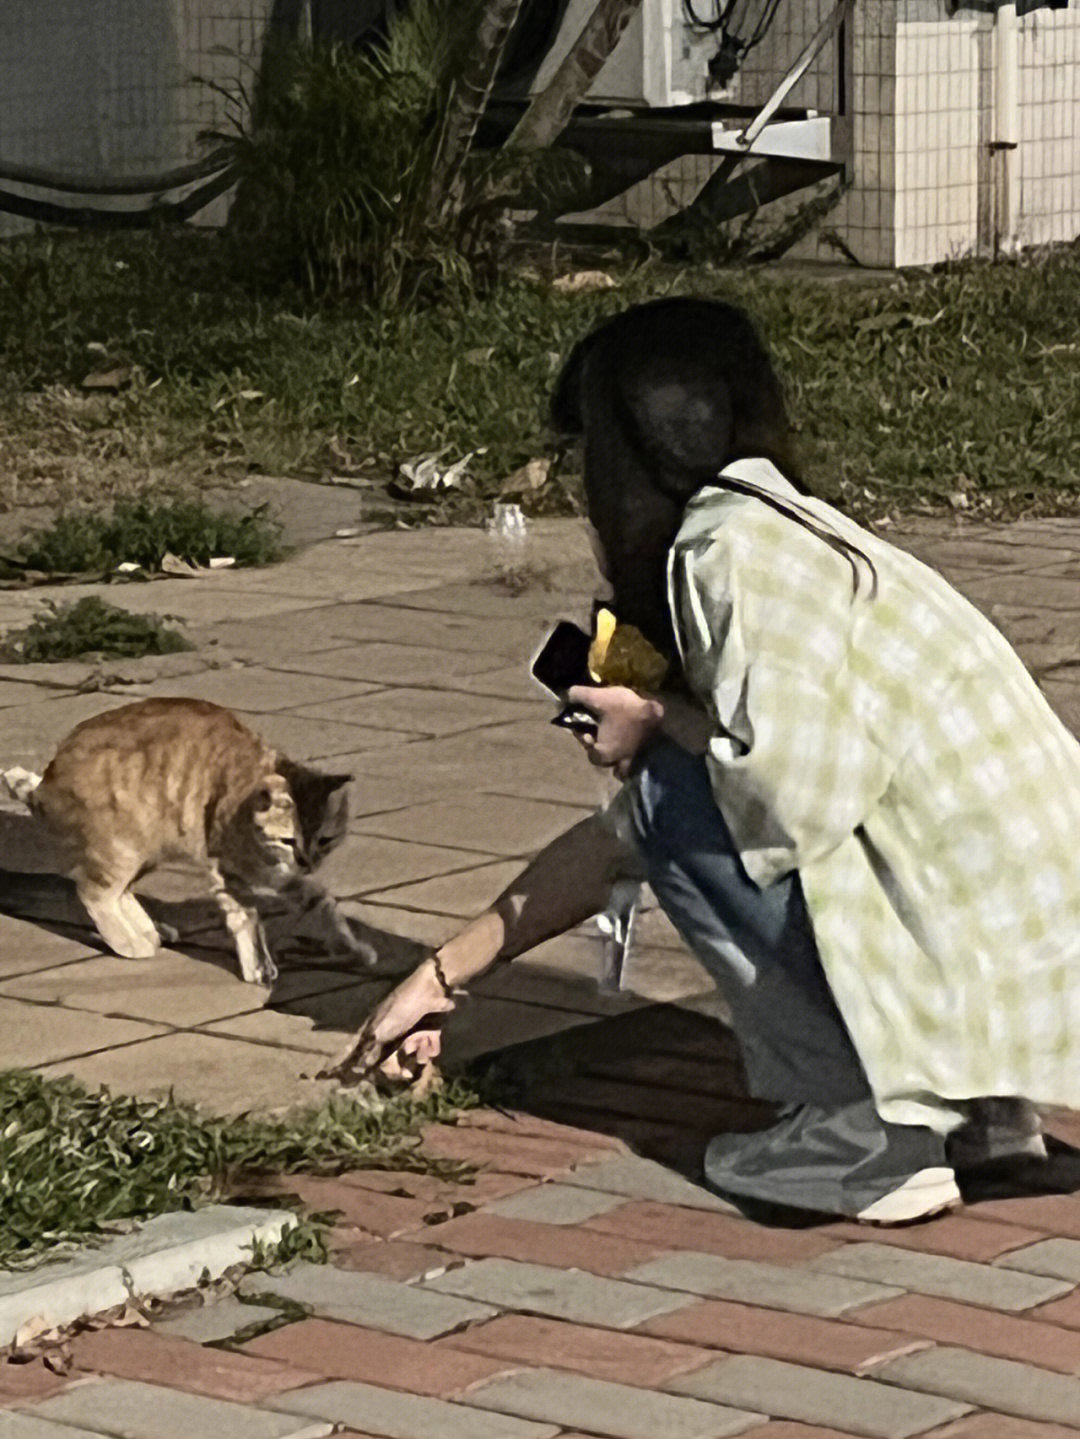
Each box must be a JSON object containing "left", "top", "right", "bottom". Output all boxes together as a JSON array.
[
  {"left": 968, "top": 1193, "right": 1080, "bottom": 1241},
  {"left": 242, "top": 1317, "right": 519, "bottom": 1396},
  {"left": 416, "top": 1122, "right": 621, "bottom": 1176},
  {"left": 328, "top": 1238, "right": 463, "bottom": 1281},
  {"left": 67, "top": 1328, "right": 320, "bottom": 1402},
  {"left": 0, "top": 1358, "right": 70, "bottom": 1406},
  {"left": 816, "top": 1212, "right": 1045, "bottom": 1262},
  {"left": 927, "top": 1416, "right": 1080, "bottom": 1438},
  {"left": 421, "top": 1211, "right": 662, "bottom": 1275},
  {"left": 583, "top": 1198, "right": 842, "bottom": 1263},
  {"left": 858, "top": 1293, "right": 1080, "bottom": 1373},
  {"left": 443, "top": 1313, "right": 714, "bottom": 1386},
  {"left": 638, "top": 1298, "right": 929, "bottom": 1374}
]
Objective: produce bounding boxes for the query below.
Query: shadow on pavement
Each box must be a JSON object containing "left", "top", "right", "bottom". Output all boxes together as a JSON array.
[{"left": 462, "top": 999, "right": 1080, "bottom": 1221}]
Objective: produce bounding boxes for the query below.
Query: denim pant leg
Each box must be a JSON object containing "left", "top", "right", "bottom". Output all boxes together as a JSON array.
[{"left": 626, "top": 738, "right": 871, "bottom": 1110}]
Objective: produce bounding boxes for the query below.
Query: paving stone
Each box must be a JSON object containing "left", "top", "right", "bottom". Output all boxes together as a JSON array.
[
  {"left": 444, "top": 1313, "right": 714, "bottom": 1387},
  {"left": 485, "top": 1183, "right": 628, "bottom": 1226},
  {"left": 469, "top": 1367, "right": 763, "bottom": 1438},
  {"left": 68, "top": 1327, "right": 318, "bottom": 1401},
  {"left": 270, "top": 641, "right": 506, "bottom": 686},
  {"left": 422, "top": 1257, "right": 695, "bottom": 1328},
  {"left": 639, "top": 1299, "right": 928, "bottom": 1374},
  {"left": 328, "top": 1239, "right": 462, "bottom": 1282},
  {"left": 25, "top": 1378, "right": 333, "bottom": 1439},
  {"left": 338, "top": 1164, "right": 533, "bottom": 1207},
  {"left": 857, "top": 1292, "right": 1080, "bottom": 1373},
  {"left": 1029, "top": 1288, "right": 1080, "bottom": 1329},
  {"left": 145, "top": 668, "right": 365, "bottom": 714},
  {"left": 0, "top": 951, "right": 268, "bottom": 1028},
  {"left": 0, "top": 914, "right": 99, "bottom": 978},
  {"left": 815, "top": 1213, "right": 1044, "bottom": 1263},
  {"left": 154, "top": 1295, "right": 282, "bottom": 1344},
  {"left": 809, "top": 1242, "right": 1073, "bottom": 1311},
  {"left": 352, "top": 793, "right": 593, "bottom": 855},
  {"left": 360, "top": 858, "right": 532, "bottom": 916},
  {"left": 0, "top": 1358, "right": 69, "bottom": 1406},
  {"left": 997, "top": 1237, "right": 1080, "bottom": 1283},
  {"left": 583, "top": 1200, "right": 841, "bottom": 1264},
  {"left": 562, "top": 1155, "right": 741, "bottom": 1212},
  {"left": 0, "top": 996, "right": 165, "bottom": 1068},
  {"left": 422, "top": 1212, "right": 661, "bottom": 1275},
  {"left": 880, "top": 1346, "right": 1080, "bottom": 1428},
  {"left": 922, "top": 1417, "right": 1080, "bottom": 1438},
  {"left": 239, "top": 1260, "right": 495, "bottom": 1337},
  {"left": 668, "top": 1355, "right": 971, "bottom": 1439},
  {"left": 296, "top": 689, "right": 539, "bottom": 740},
  {"left": 622, "top": 1253, "right": 903, "bottom": 1318},
  {"left": 38, "top": 1032, "right": 338, "bottom": 1115},
  {"left": 240, "top": 1173, "right": 442, "bottom": 1240},
  {"left": 0, "top": 1417, "right": 105, "bottom": 1438},
  {"left": 974, "top": 1193, "right": 1080, "bottom": 1240},
  {"left": 417, "top": 1123, "right": 619, "bottom": 1178},
  {"left": 243, "top": 1317, "right": 514, "bottom": 1396},
  {"left": 267, "top": 1380, "right": 559, "bottom": 1438}
]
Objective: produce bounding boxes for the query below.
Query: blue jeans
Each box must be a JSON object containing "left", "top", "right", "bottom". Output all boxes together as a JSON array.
[{"left": 625, "top": 738, "right": 871, "bottom": 1108}]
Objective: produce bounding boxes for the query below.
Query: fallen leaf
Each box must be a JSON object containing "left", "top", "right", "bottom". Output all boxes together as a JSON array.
[
  {"left": 82, "top": 366, "right": 135, "bottom": 391},
  {"left": 551, "top": 271, "right": 616, "bottom": 294},
  {"left": 500, "top": 458, "right": 551, "bottom": 495}
]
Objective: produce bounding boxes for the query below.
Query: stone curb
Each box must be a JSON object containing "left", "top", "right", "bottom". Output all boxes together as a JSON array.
[{"left": 0, "top": 1206, "right": 298, "bottom": 1348}]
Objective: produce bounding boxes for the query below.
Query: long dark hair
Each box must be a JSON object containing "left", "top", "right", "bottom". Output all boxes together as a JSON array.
[{"left": 552, "top": 297, "right": 874, "bottom": 655}]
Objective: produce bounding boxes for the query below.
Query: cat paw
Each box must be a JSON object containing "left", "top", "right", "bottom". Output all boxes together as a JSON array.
[
  {"left": 157, "top": 923, "right": 181, "bottom": 947},
  {"left": 334, "top": 931, "right": 378, "bottom": 966}
]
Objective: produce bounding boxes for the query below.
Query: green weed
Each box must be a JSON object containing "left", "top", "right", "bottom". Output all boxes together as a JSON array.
[
  {"left": 14, "top": 499, "right": 285, "bottom": 575},
  {"left": 0, "top": 597, "right": 193, "bottom": 664},
  {"left": 0, "top": 1069, "right": 477, "bottom": 1269}
]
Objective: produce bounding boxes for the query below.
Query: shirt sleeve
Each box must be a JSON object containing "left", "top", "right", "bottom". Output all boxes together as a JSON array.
[{"left": 671, "top": 530, "right": 893, "bottom": 888}]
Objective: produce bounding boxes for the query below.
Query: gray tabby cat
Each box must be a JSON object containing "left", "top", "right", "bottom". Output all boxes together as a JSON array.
[{"left": 2, "top": 697, "right": 373, "bottom": 985}]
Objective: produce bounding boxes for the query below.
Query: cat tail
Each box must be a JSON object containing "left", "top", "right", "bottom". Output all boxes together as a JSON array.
[{"left": 1, "top": 766, "right": 43, "bottom": 806}]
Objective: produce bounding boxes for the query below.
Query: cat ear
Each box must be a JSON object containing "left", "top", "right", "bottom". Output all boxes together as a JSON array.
[{"left": 324, "top": 773, "right": 352, "bottom": 792}]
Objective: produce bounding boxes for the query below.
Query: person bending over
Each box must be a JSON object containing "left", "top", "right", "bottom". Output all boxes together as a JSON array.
[{"left": 326, "top": 297, "right": 1076, "bottom": 1224}]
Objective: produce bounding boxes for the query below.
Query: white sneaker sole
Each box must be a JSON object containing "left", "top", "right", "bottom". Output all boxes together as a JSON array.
[{"left": 856, "top": 1167, "right": 962, "bottom": 1225}]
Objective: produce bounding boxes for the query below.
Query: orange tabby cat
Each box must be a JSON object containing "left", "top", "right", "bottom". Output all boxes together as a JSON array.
[{"left": 5, "top": 698, "right": 370, "bottom": 985}]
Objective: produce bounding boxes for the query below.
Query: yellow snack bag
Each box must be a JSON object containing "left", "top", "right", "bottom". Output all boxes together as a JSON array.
[{"left": 587, "top": 607, "right": 669, "bottom": 692}]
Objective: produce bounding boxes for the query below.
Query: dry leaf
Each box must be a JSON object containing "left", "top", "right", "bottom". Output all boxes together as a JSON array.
[
  {"left": 500, "top": 458, "right": 551, "bottom": 495},
  {"left": 551, "top": 271, "right": 616, "bottom": 294},
  {"left": 82, "top": 366, "right": 135, "bottom": 391}
]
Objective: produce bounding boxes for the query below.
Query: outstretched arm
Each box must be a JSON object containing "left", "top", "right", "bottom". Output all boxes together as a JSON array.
[{"left": 322, "top": 813, "right": 636, "bottom": 1082}]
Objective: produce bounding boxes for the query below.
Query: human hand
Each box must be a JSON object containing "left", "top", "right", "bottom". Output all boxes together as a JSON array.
[
  {"left": 566, "top": 684, "right": 663, "bottom": 780},
  {"left": 318, "top": 956, "right": 456, "bottom": 1085}
]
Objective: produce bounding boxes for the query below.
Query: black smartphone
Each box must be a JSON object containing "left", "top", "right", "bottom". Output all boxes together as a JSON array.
[
  {"left": 531, "top": 621, "right": 598, "bottom": 738},
  {"left": 531, "top": 620, "right": 593, "bottom": 695}
]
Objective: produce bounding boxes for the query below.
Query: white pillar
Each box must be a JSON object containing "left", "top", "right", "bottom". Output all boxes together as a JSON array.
[{"left": 993, "top": 1, "right": 1020, "bottom": 252}]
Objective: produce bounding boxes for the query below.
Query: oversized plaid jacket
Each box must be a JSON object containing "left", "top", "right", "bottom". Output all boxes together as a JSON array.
[{"left": 655, "top": 457, "right": 1080, "bottom": 1130}]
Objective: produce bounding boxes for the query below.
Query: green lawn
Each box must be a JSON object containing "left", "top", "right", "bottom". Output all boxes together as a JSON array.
[{"left": 1, "top": 229, "right": 1078, "bottom": 524}]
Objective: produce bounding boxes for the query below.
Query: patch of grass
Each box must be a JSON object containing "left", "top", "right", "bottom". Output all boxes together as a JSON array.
[
  {"left": 0, "top": 229, "right": 1078, "bottom": 521},
  {"left": 14, "top": 498, "right": 285, "bottom": 576},
  {"left": 0, "top": 1069, "right": 478, "bottom": 1269},
  {"left": 0, "top": 597, "right": 193, "bottom": 664}
]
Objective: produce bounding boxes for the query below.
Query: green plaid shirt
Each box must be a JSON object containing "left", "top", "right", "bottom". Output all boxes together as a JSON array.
[{"left": 646, "top": 458, "right": 1080, "bottom": 1127}]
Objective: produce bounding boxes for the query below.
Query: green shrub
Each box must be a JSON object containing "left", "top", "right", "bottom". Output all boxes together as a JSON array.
[
  {"left": 15, "top": 498, "right": 285, "bottom": 575},
  {"left": 0, "top": 597, "right": 192, "bottom": 663},
  {"left": 216, "top": 8, "right": 466, "bottom": 305}
]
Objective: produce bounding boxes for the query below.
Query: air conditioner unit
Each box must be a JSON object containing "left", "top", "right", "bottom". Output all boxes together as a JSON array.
[{"left": 519, "top": 0, "right": 722, "bottom": 108}]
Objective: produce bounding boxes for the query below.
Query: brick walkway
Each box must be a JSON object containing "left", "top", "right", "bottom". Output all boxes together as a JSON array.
[{"left": 5, "top": 495, "right": 1080, "bottom": 1436}]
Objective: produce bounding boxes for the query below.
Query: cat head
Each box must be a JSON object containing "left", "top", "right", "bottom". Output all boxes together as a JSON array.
[{"left": 276, "top": 759, "right": 351, "bottom": 873}]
